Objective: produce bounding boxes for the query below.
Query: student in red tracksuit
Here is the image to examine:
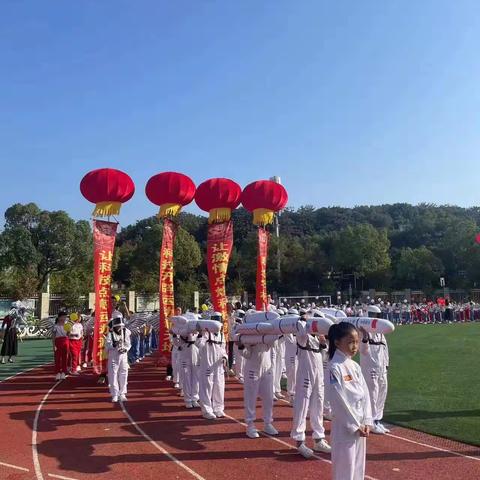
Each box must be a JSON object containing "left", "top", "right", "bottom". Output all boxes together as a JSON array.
[
  {"left": 68, "top": 314, "right": 83, "bottom": 375},
  {"left": 53, "top": 311, "right": 70, "bottom": 380}
]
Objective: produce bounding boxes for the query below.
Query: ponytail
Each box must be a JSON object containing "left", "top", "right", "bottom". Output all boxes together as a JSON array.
[{"left": 327, "top": 322, "right": 358, "bottom": 360}]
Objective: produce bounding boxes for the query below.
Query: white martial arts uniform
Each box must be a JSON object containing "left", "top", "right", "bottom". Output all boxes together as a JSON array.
[
  {"left": 197, "top": 331, "right": 227, "bottom": 415},
  {"left": 284, "top": 333, "right": 298, "bottom": 399},
  {"left": 328, "top": 350, "right": 372, "bottom": 480},
  {"left": 171, "top": 333, "right": 181, "bottom": 387},
  {"left": 241, "top": 343, "right": 274, "bottom": 429},
  {"left": 106, "top": 328, "right": 131, "bottom": 399},
  {"left": 290, "top": 323, "right": 326, "bottom": 442},
  {"left": 359, "top": 333, "right": 389, "bottom": 422},
  {"left": 234, "top": 342, "right": 245, "bottom": 381},
  {"left": 179, "top": 333, "right": 200, "bottom": 407}
]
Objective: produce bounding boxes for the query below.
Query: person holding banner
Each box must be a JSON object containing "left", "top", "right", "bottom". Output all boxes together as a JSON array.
[
  {"left": 290, "top": 312, "right": 331, "bottom": 458},
  {"left": 197, "top": 312, "right": 227, "bottom": 419},
  {"left": 106, "top": 314, "right": 131, "bottom": 402},
  {"left": 238, "top": 338, "right": 278, "bottom": 439}
]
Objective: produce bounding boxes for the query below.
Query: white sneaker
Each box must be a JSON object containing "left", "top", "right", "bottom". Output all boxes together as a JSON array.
[
  {"left": 174, "top": 383, "right": 180, "bottom": 389},
  {"left": 378, "top": 422, "right": 390, "bottom": 433},
  {"left": 82, "top": 362, "right": 87, "bottom": 368},
  {"left": 202, "top": 412, "right": 217, "bottom": 420},
  {"left": 313, "top": 439, "right": 332, "bottom": 453},
  {"left": 112, "top": 396, "right": 119, "bottom": 403},
  {"left": 214, "top": 411, "right": 225, "bottom": 418},
  {"left": 298, "top": 443, "right": 314, "bottom": 459},
  {"left": 166, "top": 375, "right": 172, "bottom": 381},
  {"left": 237, "top": 377, "right": 244, "bottom": 384},
  {"left": 192, "top": 400, "right": 200, "bottom": 408},
  {"left": 371, "top": 423, "right": 386, "bottom": 435},
  {"left": 60, "top": 373, "right": 66, "bottom": 380},
  {"left": 275, "top": 392, "right": 285, "bottom": 399},
  {"left": 55, "top": 373, "right": 61, "bottom": 380},
  {"left": 264, "top": 424, "right": 278, "bottom": 435},
  {"left": 246, "top": 428, "right": 259, "bottom": 439},
  {"left": 185, "top": 403, "right": 194, "bottom": 409},
  {"left": 76, "top": 366, "right": 81, "bottom": 372},
  {"left": 120, "top": 395, "right": 127, "bottom": 402},
  {"left": 179, "top": 391, "right": 184, "bottom": 397}
]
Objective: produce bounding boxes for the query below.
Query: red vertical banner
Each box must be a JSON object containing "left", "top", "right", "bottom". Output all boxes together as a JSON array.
[
  {"left": 158, "top": 218, "right": 178, "bottom": 365},
  {"left": 93, "top": 219, "right": 118, "bottom": 374},
  {"left": 207, "top": 221, "right": 233, "bottom": 338},
  {"left": 256, "top": 227, "right": 269, "bottom": 311}
]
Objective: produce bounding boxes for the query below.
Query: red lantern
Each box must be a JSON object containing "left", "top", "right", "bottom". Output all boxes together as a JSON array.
[
  {"left": 476, "top": 233, "right": 480, "bottom": 245},
  {"left": 195, "top": 178, "right": 241, "bottom": 223},
  {"left": 145, "top": 172, "right": 196, "bottom": 218},
  {"left": 80, "top": 168, "right": 135, "bottom": 217},
  {"left": 241, "top": 180, "right": 288, "bottom": 226}
]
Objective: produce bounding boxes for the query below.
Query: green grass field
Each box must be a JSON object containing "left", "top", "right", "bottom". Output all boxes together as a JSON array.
[
  {"left": 384, "top": 322, "right": 480, "bottom": 446},
  {"left": 0, "top": 338, "right": 52, "bottom": 381}
]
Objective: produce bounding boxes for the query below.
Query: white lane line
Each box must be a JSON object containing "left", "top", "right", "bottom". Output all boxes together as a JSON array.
[
  {"left": 0, "top": 461, "right": 30, "bottom": 472},
  {"left": 386, "top": 432, "right": 480, "bottom": 463},
  {"left": 224, "top": 413, "right": 380, "bottom": 480},
  {"left": 278, "top": 390, "right": 480, "bottom": 465},
  {"left": 48, "top": 473, "right": 80, "bottom": 480},
  {"left": 32, "top": 380, "right": 62, "bottom": 480},
  {"left": 120, "top": 401, "right": 206, "bottom": 480},
  {"left": 0, "top": 362, "right": 52, "bottom": 383}
]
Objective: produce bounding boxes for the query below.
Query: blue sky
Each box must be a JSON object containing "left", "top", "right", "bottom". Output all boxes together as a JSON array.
[{"left": 1, "top": 0, "right": 479, "bottom": 226}]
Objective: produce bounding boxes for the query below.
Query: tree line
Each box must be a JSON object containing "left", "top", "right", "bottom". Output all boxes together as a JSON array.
[{"left": 1, "top": 202, "right": 480, "bottom": 307}]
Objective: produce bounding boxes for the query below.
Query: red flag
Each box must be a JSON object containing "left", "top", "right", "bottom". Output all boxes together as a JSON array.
[
  {"left": 207, "top": 221, "right": 233, "bottom": 338},
  {"left": 92, "top": 219, "right": 118, "bottom": 374},
  {"left": 256, "top": 227, "right": 270, "bottom": 311},
  {"left": 158, "top": 218, "right": 178, "bottom": 366}
]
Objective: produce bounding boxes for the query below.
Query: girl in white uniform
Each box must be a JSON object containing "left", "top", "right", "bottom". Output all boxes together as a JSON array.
[
  {"left": 327, "top": 322, "right": 372, "bottom": 480},
  {"left": 178, "top": 331, "right": 200, "bottom": 409},
  {"left": 196, "top": 313, "right": 227, "bottom": 419}
]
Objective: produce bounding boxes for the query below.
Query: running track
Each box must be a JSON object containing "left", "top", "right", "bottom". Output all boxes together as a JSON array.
[{"left": 0, "top": 359, "right": 479, "bottom": 480}]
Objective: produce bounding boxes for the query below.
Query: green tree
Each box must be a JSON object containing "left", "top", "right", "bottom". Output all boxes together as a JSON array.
[{"left": 395, "top": 247, "right": 444, "bottom": 289}]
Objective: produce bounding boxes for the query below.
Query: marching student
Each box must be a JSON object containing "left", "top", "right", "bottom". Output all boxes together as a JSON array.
[
  {"left": 290, "top": 312, "right": 331, "bottom": 458},
  {"left": 68, "top": 313, "right": 83, "bottom": 375},
  {"left": 233, "top": 309, "right": 246, "bottom": 382},
  {"left": 197, "top": 312, "right": 227, "bottom": 419},
  {"left": 106, "top": 314, "right": 131, "bottom": 402},
  {"left": 328, "top": 322, "right": 372, "bottom": 480},
  {"left": 178, "top": 327, "right": 200, "bottom": 409},
  {"left": 359, "top": 306, "right": 390, "bottom": 434},
  {"left": 53, "top": 311, "right": 70, "bottom": 380},
  {"left": 239, "top": 338, "right": 278, "bottom": 439}
]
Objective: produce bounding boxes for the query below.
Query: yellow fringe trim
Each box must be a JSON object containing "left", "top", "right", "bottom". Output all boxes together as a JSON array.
[
  {"left": 93, "top": 201, "right": 121, "bottom": 217},
  {"left": 208, "top": 207, "right": 232, "bottom": 224},
  {"left": 253, "top": 208, "right": 274, "bottom": 226},
  {"left": 158, "top": 203, "right": 182, "bottom": 218}
]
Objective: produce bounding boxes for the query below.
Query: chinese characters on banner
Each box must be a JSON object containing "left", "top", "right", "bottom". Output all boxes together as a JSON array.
[
  {"left": 92, "top": 220, "right": 118, "bottom": 374},
  {"left": 158, "top": 218, "right": 178, "bottom": 365},
  {"left": 256, "top": 227, "right": 270, "bottom": 311},
  {"left": 207, "top": 221, "right": 233, "bottom": 338}
]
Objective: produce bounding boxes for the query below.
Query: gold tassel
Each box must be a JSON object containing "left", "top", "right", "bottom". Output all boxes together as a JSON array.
[
  {"left": 158, "top": 203, "right": 182, "bottom": 218},
  {"left": 253, "top": 208, "right": 274, "bottom": 226},
  {"left": 93, "top": 201, "right": 122, "bottom": 217},
  {"left": 208, "top": 207, "right": 232, "bottom": 224}
]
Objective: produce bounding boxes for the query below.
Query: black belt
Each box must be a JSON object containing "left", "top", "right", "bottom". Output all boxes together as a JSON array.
[
  {"left": 180, "top": 336, "right": 195, "bottom": 347},
  {"left": 363, "top": 339, "right": 386, "bottom": 346},
  {"left": 297, "top": 343, "right": 322, "bottom": 353}
]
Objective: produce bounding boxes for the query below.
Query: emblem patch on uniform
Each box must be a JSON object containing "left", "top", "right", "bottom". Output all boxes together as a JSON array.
[
  {"left": 371, "top": 319, "right": 378, "bottom": 330},
  {"left": 343, "top": 375, "right": 353, "bottom": 382}
]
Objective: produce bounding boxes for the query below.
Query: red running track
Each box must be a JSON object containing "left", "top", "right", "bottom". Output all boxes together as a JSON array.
[{"left": 0, "top": 358, "right": 479, "bottom": 480}]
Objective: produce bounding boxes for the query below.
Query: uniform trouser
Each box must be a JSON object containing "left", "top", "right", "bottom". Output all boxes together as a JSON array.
[
  {"left": 199, "top": 362, "right": 225, "bottom": 414},
  {"left": 108, "top": 353, "right": 129, "bottom": 398},
  {"left": 180, "top": 359, "right": 199, "bottom": 404},
  {"left": 331, "top": 421, "right": 366, "bottom": 480},
  {"left": 285, "top": 350, "right": 297, "bottom": 396},
  {"left": 274, "top": 342, "right": 285, "bottom": 393},
  {"left": 365, "top": 370, "right": 388, "bottom": 421},
  {"left": 244, "top": 367, "right": 274, "bottom": 428},
  {"left": 234, "top": 345, "right": 245, "bottom": 379},
  {"left": 54, "top": 337, "right": 69, "bottom": 374},
  {"left": 291, "top": 370, "right": 325, "bottom": 441},
  {"left": 69, "top": 339, "right": 83, "bottom": 371},
  {"left": 323, "top": 366, "right": 332, "bottom": 417},
  {"left": 172, "top": 348, "right": 181, "bottom": 384},
  {"left": 81, "top": 336, "right": 93, "bottom": 364}
]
